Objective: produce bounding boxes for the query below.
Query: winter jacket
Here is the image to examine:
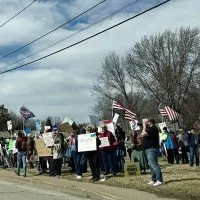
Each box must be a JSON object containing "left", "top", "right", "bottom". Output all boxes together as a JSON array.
[
  {"left": 188, "top": 133, "right": 199, "bottom": 147},
  {"left": 99, "top": 130, "right": 116, "bottom": 150},
  {"left": 161, "top": 131, "right": 175, "bottom": 150}
]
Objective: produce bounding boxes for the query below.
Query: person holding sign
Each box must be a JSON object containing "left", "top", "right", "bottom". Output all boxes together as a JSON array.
[
  {"left": 99, "top": 124, "right": 117, "bottom": 177},
  {"left": 52, "top": 130, "right": 63, "bottom": 178},
  {"left": 85, "top": 125, "right": 101, "bottom": 182}
]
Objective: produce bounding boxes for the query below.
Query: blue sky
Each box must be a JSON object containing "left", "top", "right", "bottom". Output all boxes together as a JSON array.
[{"left": 0, "top": 0, "right": 199, "bottom": 123}]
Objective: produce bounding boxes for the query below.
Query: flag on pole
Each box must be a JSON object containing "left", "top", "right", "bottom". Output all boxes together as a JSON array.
[
  {"left": 159, "top": 108, "right": 168, "bottom": 116},
  {"left": 164, "top": 106, "right": 180, "bottom": 121},
  {"left": 112, "top": 101, "right": 136, "bottom": 121},
  {"left": 158, "top": 105, "right": 180, "bottom": 121},
  {"left": 20, "top": 106, "right": 35, "bottom": 120},
  {"left": 158, "top": 103, "right": 168, "bottom": 116}
]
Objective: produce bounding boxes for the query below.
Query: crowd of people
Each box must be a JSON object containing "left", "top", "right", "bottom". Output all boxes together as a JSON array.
[{"left": 0, "top": 119, "right": 199, "bottom": 187}]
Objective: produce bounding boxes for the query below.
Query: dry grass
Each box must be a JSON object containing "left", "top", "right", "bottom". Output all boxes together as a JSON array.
[{"left": 59, "top": 158, "right": 200, "bottom": 200}]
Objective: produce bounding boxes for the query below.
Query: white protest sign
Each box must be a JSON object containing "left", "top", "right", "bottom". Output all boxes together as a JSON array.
[
  {"left": 130, "top": 120, "right": 140, "bottom": 131},
  {"left": 78, "top": 133, "right": 97, "bottom": 152},
  {"left": 158, "top": 122, "right": 167, "bottom": 133},
  {"left": 112, "top": 113, "right": 119, "bottom": 124},
  {"left": 44, "top": 126, "right": 51, "bottom": 131},
  {"left": 98, "top": 127, "right": 102, "bottom": 133},
  {"left": 142, "top": 119, "right": 148, "bottom": 133},
  {"left": 99, "top": 137, "right": 110, "bottom": 148},
  {"left": 104, "top": 120, "right": 115, "bottom": 135},
  {"left": 43, "top": 132, "right": 54, "bottom": 147},
  {"left": 7, "top": 120, "right": 12, "bottom": 130}
]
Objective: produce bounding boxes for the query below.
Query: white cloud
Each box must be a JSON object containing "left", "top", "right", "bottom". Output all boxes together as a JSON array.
[{"left": 0, "top": 0, "right": 199, "bottom": 123}]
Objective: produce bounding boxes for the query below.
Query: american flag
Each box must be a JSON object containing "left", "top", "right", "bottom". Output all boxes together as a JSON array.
[
  {"left": 112, "top": 101, "right": 136, "bottom": 121},
  {"left": 165, "top": 106, "right": 180, "bottom": 121},
  {"left": 20, "top": 106, "right": 35, "bottom": 120},
  {"left": 159, "top": 106, "right": 180, "bottom": 121},
  {"left": 159, "top": 108, "right": 168, "bottom": 116}
]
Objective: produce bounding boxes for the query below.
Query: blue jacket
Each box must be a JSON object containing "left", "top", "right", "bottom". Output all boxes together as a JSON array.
[{"left": 161, "top": 131, "right": 175, "bottom": 150}]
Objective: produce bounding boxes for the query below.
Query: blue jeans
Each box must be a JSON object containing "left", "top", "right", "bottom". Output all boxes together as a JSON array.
[
  {"left": 72, "top": 150, "right": 82, "bottom": 176},
  {"left": 17, "top": 151, "right": 27, "bottom": 176},
  {"left": 101, "top": 149, "right": 117, "bottom": 174},
  {"left": 145, "top": 148, "right": 163, "bottom": 182},
  {"left": 190, "top": 146, "right": 199, "bottom": 166}
]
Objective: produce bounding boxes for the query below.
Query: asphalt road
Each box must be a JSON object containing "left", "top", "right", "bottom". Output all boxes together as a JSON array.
[{"left": 0, "top": 180, "right": 86, "bottom": 200}]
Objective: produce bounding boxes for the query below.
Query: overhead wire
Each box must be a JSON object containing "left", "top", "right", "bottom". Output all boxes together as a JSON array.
[
  {"left": 0, "top": 0, "right": 107, "bottom": 61},
  {"left": 0, "top": 0, "right": 37, "bottom": 28},
  {"left": 0, "top": 0, "right": 172, "bottom": 75},
  {"left": 0, "top": 0, "right": 137, "bottom": 71}
]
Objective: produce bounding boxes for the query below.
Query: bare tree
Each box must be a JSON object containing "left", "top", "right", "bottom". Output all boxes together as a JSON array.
[
  {"left": 125, "top": 27, "right": 200, "bottom": 113},
  {"left": 92, "top": 52, "right": 146, "bottom": 120}
]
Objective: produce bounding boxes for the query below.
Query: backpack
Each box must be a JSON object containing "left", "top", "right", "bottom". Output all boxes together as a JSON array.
[{"left": 21, "top": 137, "right": 27, "bottom": 151}]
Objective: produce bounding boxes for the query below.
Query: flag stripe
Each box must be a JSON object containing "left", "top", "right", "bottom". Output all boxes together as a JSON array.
[
  {"left": 165, "top": 106, "right": 179, "bottom": 121},
  {"left": 112, "top": 101, "right": 124, "bottom": 109},
  {"left": 112, "top": 101, "right": 136, "bottom": 121},
  {"left": 159, "top": 108, "right": 168, "bottom": 116}
]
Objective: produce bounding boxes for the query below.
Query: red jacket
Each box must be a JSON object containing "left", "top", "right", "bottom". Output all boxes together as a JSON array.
[{"left": 99, "top": 131, "right": 116, "bottom": 150}]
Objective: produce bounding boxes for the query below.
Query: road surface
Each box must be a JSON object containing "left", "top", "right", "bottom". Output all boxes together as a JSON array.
[{"left": 0, "top": 180, "right": 86, "bottom": 200}]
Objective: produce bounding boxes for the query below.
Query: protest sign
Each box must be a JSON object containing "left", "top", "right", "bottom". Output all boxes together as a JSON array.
[
  {"left": 7, "top": 120, "right": 12, "bottom": 131},
  {"left": 35, "top": 139, "right": 52, "bottom": 157},
  {"left": 89, "top": 115, "right": 99, "bottom": 125},
  {"left": 103, "top": 120, "right": 115, "bottom": 135},
  {"left": 78, "top": 133, "right": 97, "bottom": 152},
  {"left": 99, "top": 137, "right": 110, "bottom": 148},
  {"left": 44, "top": 126, "right": 51, "bottom": 131},
  {"left": 168, "top": 122, "right": 179, "bottom": 132},
  {"left": 61, "top": 116, "right": 73, "bottom": 126},
  {"left": 35, "top": 120, "right": 41, "bottom": 133},
  {"left": 24, "top": 127, "right": 31, "bottom": 135},
  {"left": 158, "top": 122, "right": 167, "bottom": 132},
  {"left": 43, "top": 132, "right": 54, "bottom": 147},
  {"left": 112, "top": 113, "right": 119, "bottom": 124},
  {"left": 130, "top": 120, "right": 140, "bottom": 131},
  {"left": 124, "top": 162, "right": 140, "bottom": 177}
]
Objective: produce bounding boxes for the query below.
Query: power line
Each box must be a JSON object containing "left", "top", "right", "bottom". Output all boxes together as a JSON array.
[
  {"left": 0, "top": 0, "right": 172, "bottom": 75},
  {"left": 0, "top": 0, "right": 106, "bottom": 61},
  {"left": 0, "top": 0, "right": 137, "bottom": 71},
  {"left": 0, "top": 0, "right": 37, "bottom": 28}
]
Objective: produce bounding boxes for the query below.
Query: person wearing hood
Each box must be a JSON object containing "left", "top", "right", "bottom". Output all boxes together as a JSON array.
[{"left": 161, "top": 127, "right": 175, "bottom": 164}]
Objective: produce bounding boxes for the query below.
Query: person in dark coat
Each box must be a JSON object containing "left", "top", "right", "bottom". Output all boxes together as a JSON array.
[{"left": 85, "top": 125, "right": 101, "bottom": 182}]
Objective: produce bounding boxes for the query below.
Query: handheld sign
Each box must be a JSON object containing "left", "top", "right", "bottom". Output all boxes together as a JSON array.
[
  {"left": 99, "top": 137, "right": 110, "bottom": 148},
  {"left": 78, "top": 133, "right": 97, "bottom": 152}
]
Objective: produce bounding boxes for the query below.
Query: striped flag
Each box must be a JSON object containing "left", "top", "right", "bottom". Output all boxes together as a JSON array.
[
  {"left": 112, "top": 101, "right": 136, "bottom": 121},
  {"left": 158, "top": 105, "right": 180, "bottom": 121},
  {"left": 159, "top": 108, "right": 168, "bottom": 116},
  {"left": 165, "top": 106, "right": 180, "bottom": 121}
]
